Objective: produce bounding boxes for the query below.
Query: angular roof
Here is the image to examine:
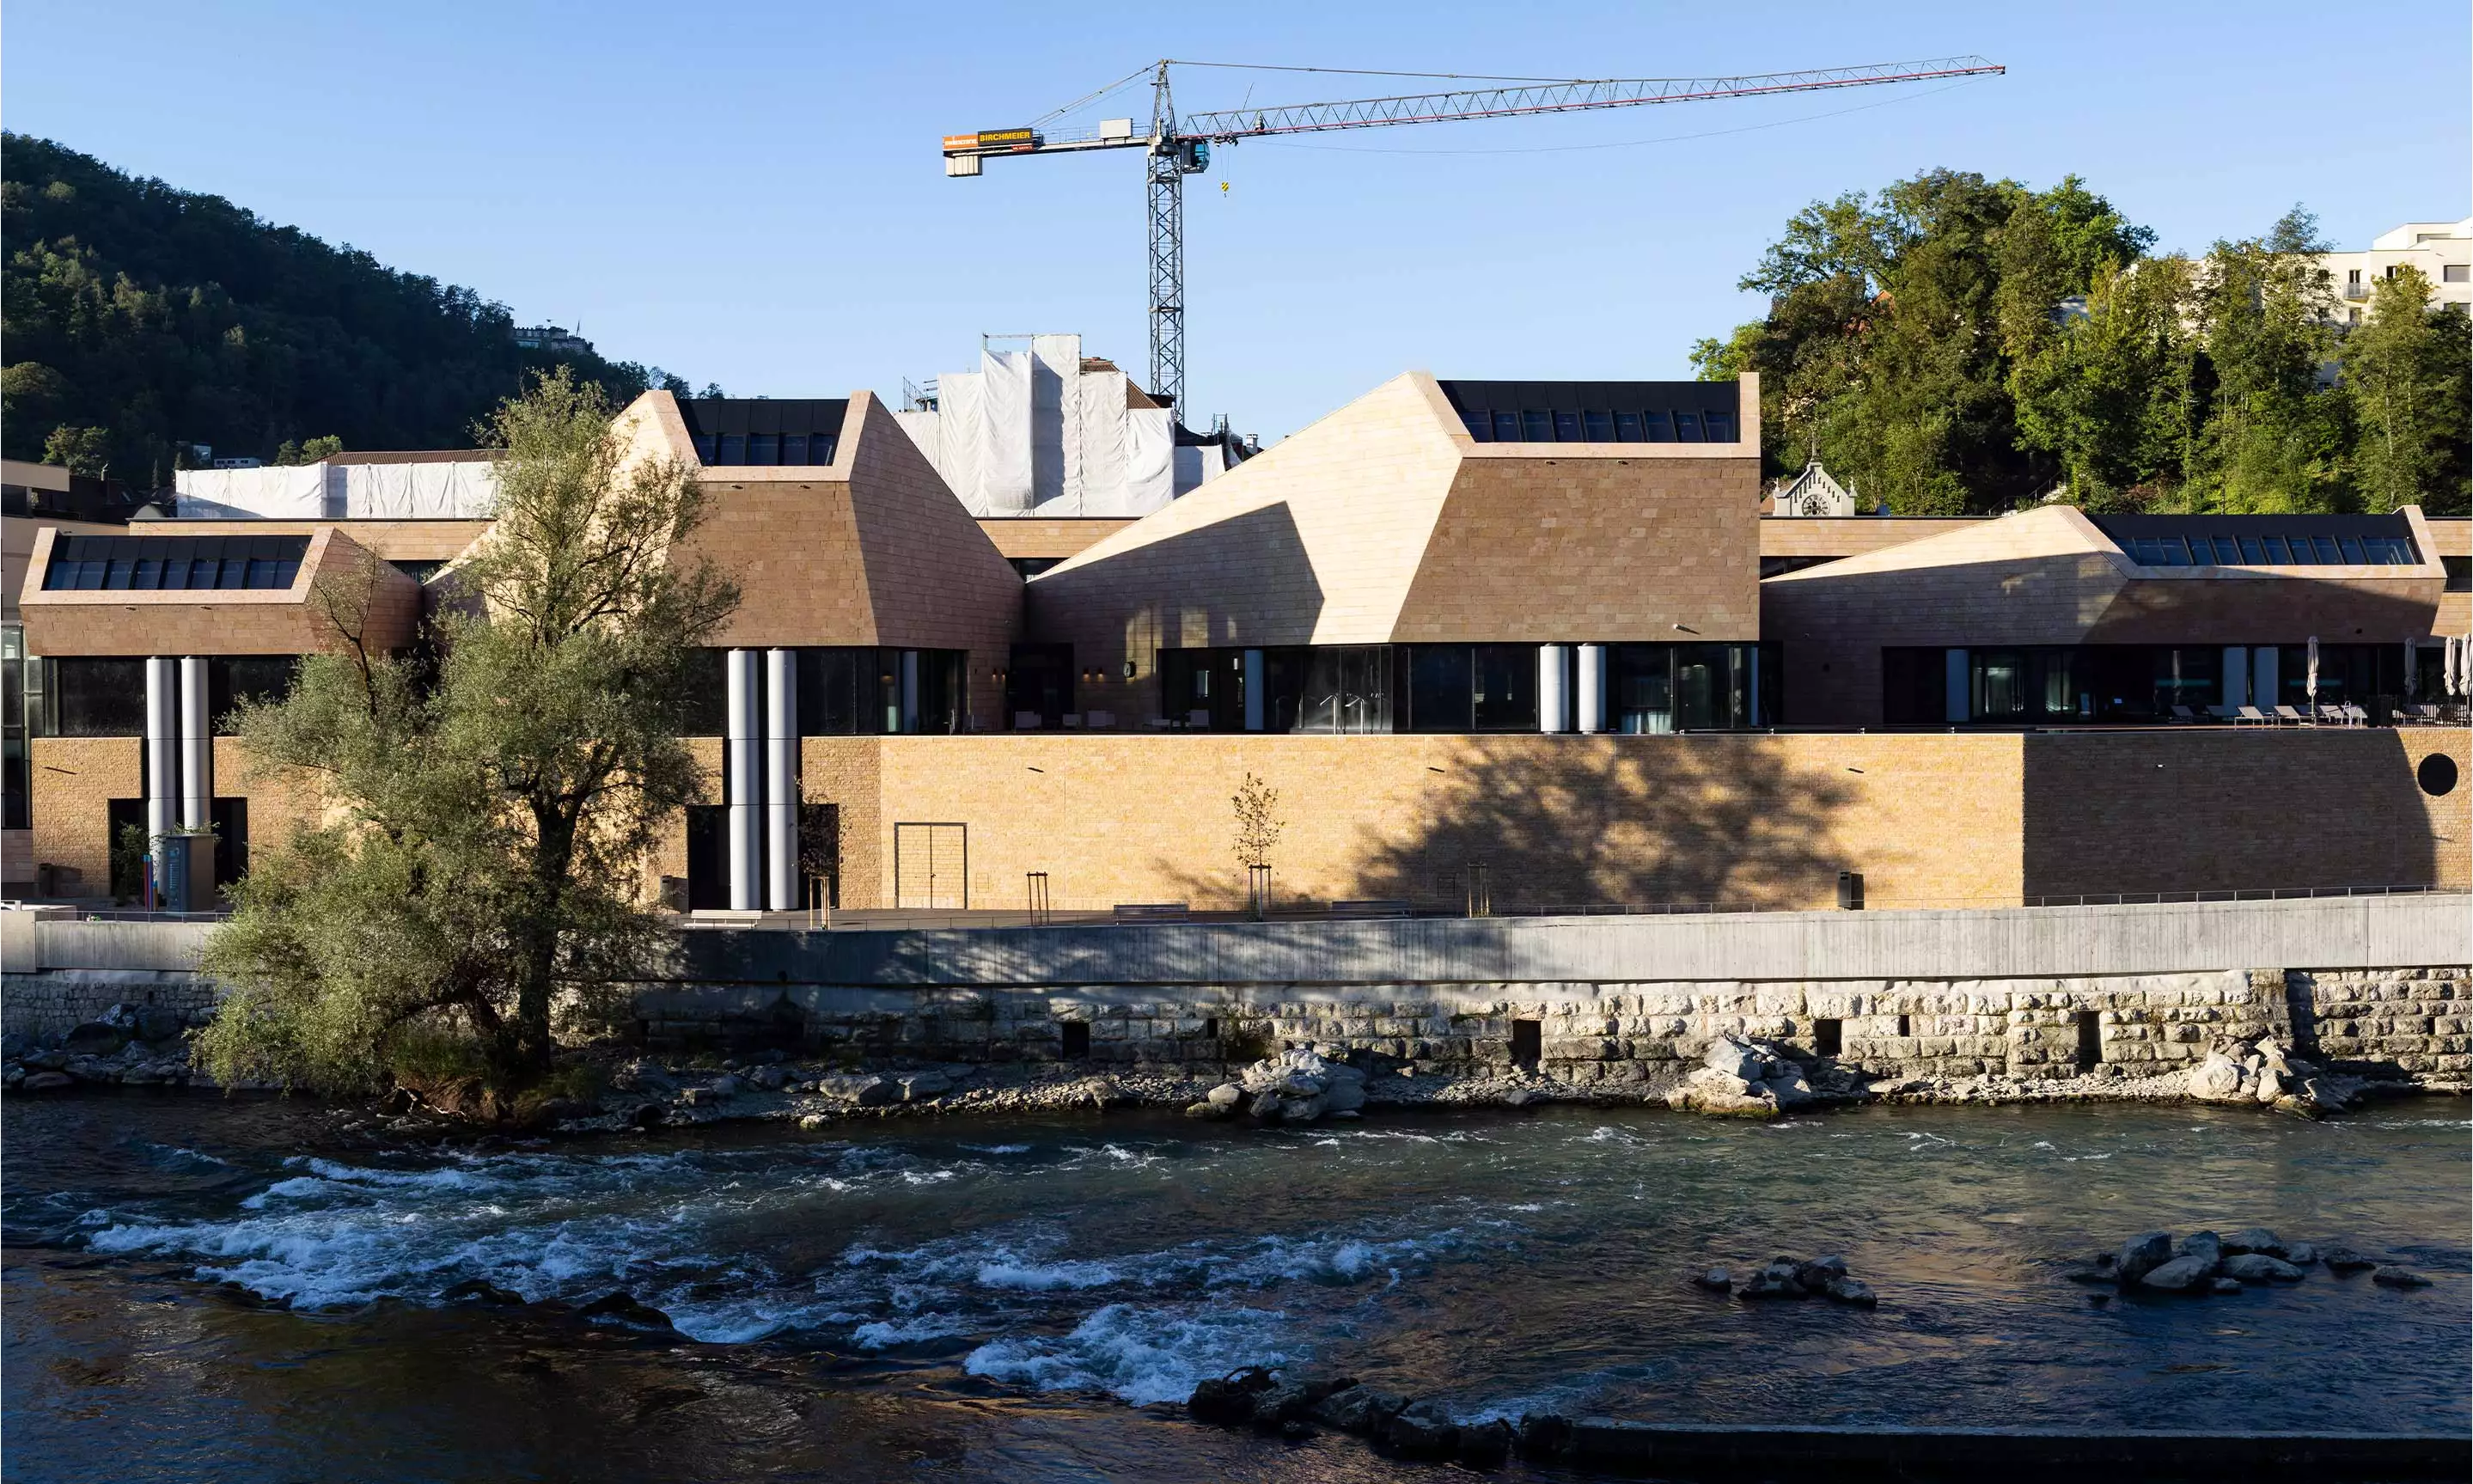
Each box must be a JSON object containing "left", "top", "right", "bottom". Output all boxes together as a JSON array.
[{"left": 1029, "top": 370, "right": 1762, "bottom": 647}]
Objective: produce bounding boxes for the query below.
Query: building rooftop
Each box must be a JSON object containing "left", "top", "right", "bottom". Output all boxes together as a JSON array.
[
  {"left": 1437, "top": 380, "right": 1742, "bottom": 444},
  {"left": 674, "top": 399, "right": 849, "bottom": 467}
]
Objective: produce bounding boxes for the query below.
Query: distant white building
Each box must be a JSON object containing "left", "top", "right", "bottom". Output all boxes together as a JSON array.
[
  {"left": 2314, "top": 218, "right": 2472, "bottom": 325},
  {"left": 1767, "top": 461, "right": 1865, "bottom": 517},
  {"left": 891, "top": 334, "right": 1244, "bottom": 518}
]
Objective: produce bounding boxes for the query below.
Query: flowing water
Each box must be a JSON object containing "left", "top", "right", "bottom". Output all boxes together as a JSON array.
[{"left": 4, "top": 1090, "right": 2467, "bottom": 1482}]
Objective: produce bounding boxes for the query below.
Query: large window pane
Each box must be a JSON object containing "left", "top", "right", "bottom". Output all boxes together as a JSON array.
[
  {"left": 1971, "top": 650, "right": 2029, "bottom": 721},
  {"left": 1880, "top": 647, "right": 1943, "bottom": 726},
  {"left": 1703, "top": 411, "right": 1734, "bottom": 443},
  {"left": 1582, "top": 410, "right": 1615, "bottom": 442},
  {"left": 209, "top": 656, "right": 296, "bottom": 733},
  {"left": 50, "top": 657, "right": 146, "bottom": 737},
  {"left": 1520, "top": 410, "right": 1552, "bottom": 443},
  {"left": 1610, "top": 644, "right": 1673, "bottom": 733},
  {"left": 1551, "top": 411, "right": 1582, "bottom": 443},
  {"left": 1406, "top": 646, "right": 1472, "bottom": 733},
  {"left": 797, "top": 648, "right": 873, "bottom": 735},
  {"left": 1673, "top": 646, "right": 1723, "bottom": 728},
  {"left": 677, "top": 648, "right": 727, "bottom": 736},
  {"left": 1614, "top": 412, "right": 1643, "bottom": 443},
  {"left": 1674, "top": 412, "right": 1703, "bottom": 443},
  {"left": 748, "top": 433, "right": 779, "bottom": 466},
  {"left": 1472, "top": 644, "right": 1537, "bottom": 731}
]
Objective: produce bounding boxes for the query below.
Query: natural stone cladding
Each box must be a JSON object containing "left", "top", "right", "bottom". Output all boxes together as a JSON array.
[{"left": 628, "top": 966, "right": 2470, "bottom": 1091}]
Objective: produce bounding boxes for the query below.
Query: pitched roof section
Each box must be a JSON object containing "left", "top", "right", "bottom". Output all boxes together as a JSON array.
[
  {"left": 1032, "top": 371, "right": 1762, "bottom": 648},
  {"left": 619, "top": 389, "right": 1019, "bottom": 653}
]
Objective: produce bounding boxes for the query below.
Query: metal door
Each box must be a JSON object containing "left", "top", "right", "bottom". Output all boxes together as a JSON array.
[{"left": 894, "top": 822, "right": 968, "bottom": 908}]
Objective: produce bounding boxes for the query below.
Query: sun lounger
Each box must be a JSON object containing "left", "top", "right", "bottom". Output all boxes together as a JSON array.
[
  {"left": 2170, "top": 704, "right": 2199, "bottom": 724},
  {"left": 2275, "top": 705, "right": 2309, "bottom": 724},
  {"left": 2237, "top": 705, "right": 2274, "bottom": 725}
]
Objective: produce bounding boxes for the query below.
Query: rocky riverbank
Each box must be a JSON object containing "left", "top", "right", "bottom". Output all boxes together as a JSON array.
[{"left": 3, "top": 1002, "right": 2452, "bottom": 1135}]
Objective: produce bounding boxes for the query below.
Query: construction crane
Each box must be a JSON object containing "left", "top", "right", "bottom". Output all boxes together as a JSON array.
[{"left": 943, "top": 57, "right": 2004, "bottom": 418}]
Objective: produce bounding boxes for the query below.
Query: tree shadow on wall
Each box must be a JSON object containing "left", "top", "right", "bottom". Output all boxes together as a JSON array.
[
  {"left": 1345, "top": 740, "right": 1860, "bottom": 911},
  {"left": 1152, "top": 737, "right": 1860, "bottom": 913}
]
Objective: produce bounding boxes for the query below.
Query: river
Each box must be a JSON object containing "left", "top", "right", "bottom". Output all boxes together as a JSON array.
[{"left": 3, "top": 1091, "right": 2465, "bottom": 1481}]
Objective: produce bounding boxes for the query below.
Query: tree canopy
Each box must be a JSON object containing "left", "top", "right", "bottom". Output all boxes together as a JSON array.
[
  {"left": 195, "top": 370, "right": 737, "bottom": 1108},
  {"left": 1, "top": 133, "right": 704, "bottom": 486},
  {"left": 1696, "top": 172, "right": 2470, "bottom": 516}
]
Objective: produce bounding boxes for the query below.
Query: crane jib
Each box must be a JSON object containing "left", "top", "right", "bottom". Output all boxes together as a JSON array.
[{"left": 1176, "top": 60, "right": 2007, "bottom": 141}]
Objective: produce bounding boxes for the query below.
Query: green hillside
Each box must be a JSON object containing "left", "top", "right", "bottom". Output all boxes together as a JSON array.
[{"left": 1, "top": 133, "right": 696, "bottom": 486}]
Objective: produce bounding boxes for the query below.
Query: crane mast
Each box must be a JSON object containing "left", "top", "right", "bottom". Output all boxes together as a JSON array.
[{"left": 943, "top": 56, "right": 2004, "bottom": 418}]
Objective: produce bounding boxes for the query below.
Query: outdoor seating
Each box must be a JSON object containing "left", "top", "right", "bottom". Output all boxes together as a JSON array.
[
  {"left": 2339, "top": 703, "right": 2369, "bottom": 726},
  {"left": 2275, "top": 705, "right": 2310, "bottom": 724},
  {"left": 1084, "top": 710, "right": 1115, "bottom": 728},
  {"left": 2170, "top": 704, "right": 2199, "bottom": 724},
  {"left": 1013, "top": 711, "right": 1042, "bottom": 729},
  {"left": 1187, "top": 709, "right": 1212, "bottom": 727},
  {"left": 2236, "top": 705, "right": 2274, "bottom": 726},
  {"left": 1061, "top": 713, "right": 1083, "bottom": 727},
  {"left": 2204, "top": 705, "right": 2238, "bottom": 724},
  {"left": 1113, "top": 902, "right": 1190, "bottom": 923}
]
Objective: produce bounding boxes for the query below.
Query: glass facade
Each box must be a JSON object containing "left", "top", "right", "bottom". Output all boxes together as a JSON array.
[
  {"left": 1881, "top": 644, "right": 2417, "bottom": 724},
  {"left": 679, "top": 646, "right": 972, "bottom": 736},
  {"left": 1155, "top": 642, "right": 1774, "bottom": 733}
]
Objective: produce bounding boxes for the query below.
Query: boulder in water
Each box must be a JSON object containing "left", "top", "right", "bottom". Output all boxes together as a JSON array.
[
  {"left": 2136, "top": 1255, "right": 2219, "bottom": 1293},
  {"left": 440, "top": 1279, "right": 527, "bottom": 1306},
  {"left": 1381, "top": 1401, "right": 1460, "bottom": 1459},
  {"left": 2115, "top": 1231, "right": 2173, "bottom": 1284},
  {"left": 2371, "top": 1267, "right": 2433, "bottom": 1289},
  {"left": 576, "top": 1291, "right": 677, "bottom": 1331},
  {"left": 2220, "top": 1254, "right": 2305, "bottom": 1284},
  {"left": 2221, "top": 1227, "right": 2287, "bottom": 1258},
  {"left": 1188, "top": 1367, "right": 1276, "bottom": 1426},
  {"left": 2322, "top": 1246, "right": 2378, "bottom": 1274},
  {"left": 2176, "top": 1231, "right": 2223, "bottom": 1265}
]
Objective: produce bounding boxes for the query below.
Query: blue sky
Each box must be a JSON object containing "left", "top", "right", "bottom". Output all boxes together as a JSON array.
[{"left": 5, "top": 1, "right": 2467, "bottom": 439}]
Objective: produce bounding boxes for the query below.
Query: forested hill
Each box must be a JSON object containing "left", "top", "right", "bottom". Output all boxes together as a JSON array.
[{"left": 0, "top": 133, "right": 691, "bottom": 486}]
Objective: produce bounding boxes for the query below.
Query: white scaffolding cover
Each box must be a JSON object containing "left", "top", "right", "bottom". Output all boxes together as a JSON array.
[
  {"left": 340, "top": 461, "right": 498, "bottom": 518},
  {"left": 976, "top": 350, "right": 1035, "bottom": 515},
  {"left": 1075, "top": 367, "right": 1129, "bottom": 515},
  {"left": 174, "top": 466, "right": 327, "bottom": 519},
  {"left": 1123, "top": 407, "right": 1175, "bottom": 514},
  {"left": 174, "top": 461, "right": 498, "bottom": 519}
]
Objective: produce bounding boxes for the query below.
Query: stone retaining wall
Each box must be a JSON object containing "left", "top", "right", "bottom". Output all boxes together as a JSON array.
[
  {"left": 9, "top": 940, "right": 2463, "bottom": 1091},
  {"left": 626, "top": 965, "right": 2468, "bottom": 1090}
]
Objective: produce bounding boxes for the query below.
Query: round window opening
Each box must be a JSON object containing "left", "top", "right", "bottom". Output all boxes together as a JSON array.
[{"left": 2417, "top": 753, "right": 2459, "bottom": 798}]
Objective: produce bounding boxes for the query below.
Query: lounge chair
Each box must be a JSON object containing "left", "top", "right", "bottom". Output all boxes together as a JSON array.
[
  {"left": 1187, "top": 709, "right": 1212, "bottom": 727},
  {"left": 2275, "top": 705, "right": 2310, "bottom": 724},
  {"left": 2237, "top": 705, "right": 2275, "bottom": 726},
  {"left": 2205, "top": 705, "right": 2238, "bottom": 724},
  {"left": 1013, "top": 711, "right": 1043, "bottom": 730},
  {"left": 1084, "top": 710, "right": 1115, "bottom": 729},
  {"left": 2170, "top": 704, "right": 2199, "bottom": 724},
  {"left": 2407, "top": 703, "right": 2441, "bottom": 724}
]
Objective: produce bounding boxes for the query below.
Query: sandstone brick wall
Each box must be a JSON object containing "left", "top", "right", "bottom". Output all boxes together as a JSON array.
[
  {"left": 27, "top": 737, "right": 140, "bottom": 892},
  {"left": 2021, "top": 728, "right": 2470, "bottom": 897}
]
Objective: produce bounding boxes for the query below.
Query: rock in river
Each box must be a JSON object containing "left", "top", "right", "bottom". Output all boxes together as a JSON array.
[
  {"left": 2220, "top": 1254, "right": 2306, "bottom": 1284},
  {"left": 2115, "top": 1231, "right": 2173, "bottom": 1284},
  {"left": 2136, "top": 1255, "right": 2220, "bottom": 1293}
]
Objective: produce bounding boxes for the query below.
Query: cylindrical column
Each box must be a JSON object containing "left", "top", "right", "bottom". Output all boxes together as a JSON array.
[
  {"left": 178, "top": 656, "right": 211, "bottom": 828},
  {"left": 899, "top": 650, "right": 921, "bottom": 734},
  {"left": 144, "top": 657, "right": 178, "bottom": 846},
  {"left": 2253, "top": 646, "right": 2280, "bottom": 711},
  {"left": 2221, "top": 646, "right": 2249, "bottom": 710},
  {"left": 1243, "top": 649, "right": 1266, "bottom": 731},
  {"left": 724, "top": 648, "right": 761, "bottom": 912},
  {"left": 1538, "top": 644, "right": 1569, "bottom": 734},
  {"left": 1944, "top": 649, "right": 1970, "bottom": 725},
  {"left": 1575, "top": 644, "right": 1605, "bottom": 734},
  {"left": 764, "top": 648, "right": 798, "bottom": 912}
]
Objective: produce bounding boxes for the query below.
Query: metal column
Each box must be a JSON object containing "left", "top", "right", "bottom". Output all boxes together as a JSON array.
[
  {"left": 764, "top": 648, "right": 798, "bottom": 912},
  {"left": 143, "top": 657, "right": 178, "bottom": 846},
  {"left": 724, "top": 649, "right": 761, "bottom": 912},
  {"left": 2253, "top": 646, "right": 2280, "bottom": 710},
  {"left": 178, "top": 656, "right": 211, "bottom": 827},
  {"left": 1575, "top": 644, "right": 1605, "bottom": 734},
  {"left": 900, "top": 650, "right": 920, "bottom": 734},
  {"left": 2222, "top": 647, "right": 2249, "bottom": 709},
  {"left": 1538, "top": 645, "right": 1569, "bottom": 734},
  {"left": 1243, "top": 649, "right": 1265, "bottom": 731}
]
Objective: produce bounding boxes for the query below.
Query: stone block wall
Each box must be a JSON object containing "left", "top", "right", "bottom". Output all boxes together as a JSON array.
[
  {"left": 628, "top": 966, "right": 2469, "bottom": 1088},
  {"left": 2296, "top": 968, "right": 2470, "bottom": 1079},
  {"left": 3, "top": 971, "right": 222, "bottom": 1043}
]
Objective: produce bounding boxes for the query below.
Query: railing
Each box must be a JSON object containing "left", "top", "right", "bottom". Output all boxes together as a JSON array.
[{"left": 673, "top": 882, "right": 2458, "bottom": 931}]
